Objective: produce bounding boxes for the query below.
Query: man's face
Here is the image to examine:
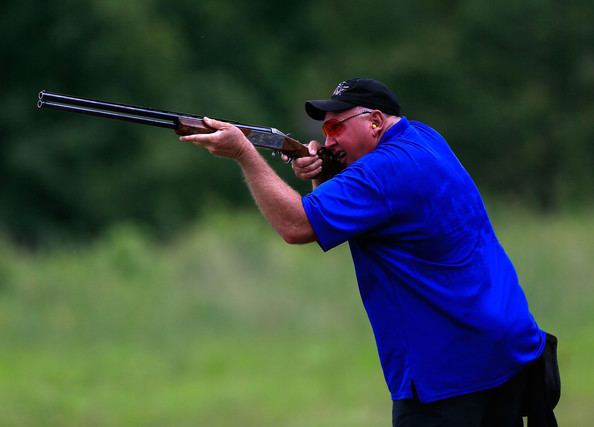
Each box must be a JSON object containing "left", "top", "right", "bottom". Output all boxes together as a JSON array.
[{"left": 322, "top": 108, "right": 378, "bottom": 166}]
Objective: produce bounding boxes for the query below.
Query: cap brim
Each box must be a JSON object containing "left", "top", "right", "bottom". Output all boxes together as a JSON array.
[{"left": 305, "top": 99, "right": 354, "bottom": 121}]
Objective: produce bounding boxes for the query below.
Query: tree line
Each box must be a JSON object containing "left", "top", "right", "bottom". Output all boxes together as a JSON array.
[{"left": 2, "top": 0, "right": 593, "bottom": 245}]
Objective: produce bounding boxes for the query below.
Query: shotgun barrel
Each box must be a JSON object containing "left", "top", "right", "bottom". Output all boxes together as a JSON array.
[
  {"left": 38, "top": 91, "right": 176, "bottom": 129},
  {"left": 37, "top": 90, "right": 345, "bottom": 179},
  {"left": 38, "top": 91, "right": 283, "bottom": 135}
]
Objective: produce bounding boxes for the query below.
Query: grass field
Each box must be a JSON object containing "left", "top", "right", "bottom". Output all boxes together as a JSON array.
[{"left": 0, "top": 208, "right": 592, "bottom": 426}]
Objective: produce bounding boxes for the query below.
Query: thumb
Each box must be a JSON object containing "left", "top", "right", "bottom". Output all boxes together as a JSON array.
[
  {"left": 308, "top": 140, "right": 322, "bottom": 156},
  {"left": 202, "top": 116, "right": 227, "bottom": 130}
]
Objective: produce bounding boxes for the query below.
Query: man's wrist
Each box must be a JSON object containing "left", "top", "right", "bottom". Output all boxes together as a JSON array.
[{"left": 236, "top": 142, "right": 260, "bottom": 167}]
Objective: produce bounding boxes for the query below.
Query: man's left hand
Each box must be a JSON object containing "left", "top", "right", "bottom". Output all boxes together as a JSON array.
[{"left": 179, "top": 117, "right": 255, "bottom": 161}]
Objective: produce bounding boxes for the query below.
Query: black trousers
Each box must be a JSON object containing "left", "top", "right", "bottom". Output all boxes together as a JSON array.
[
  {"left": 393, "top": 334, "right": 560, "bottom": 427},
  {"left": 392, "top": 369, "right": 528, "bottom": 427}
]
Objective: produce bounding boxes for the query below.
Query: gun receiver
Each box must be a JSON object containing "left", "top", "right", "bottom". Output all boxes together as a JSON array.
[{"left": 37, "top": 91, "right": 344, "bottom": 180}]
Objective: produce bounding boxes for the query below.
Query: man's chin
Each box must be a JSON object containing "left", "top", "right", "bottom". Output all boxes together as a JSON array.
[{"left": 336, "top": 151, "right": 348, "bottom": 165}]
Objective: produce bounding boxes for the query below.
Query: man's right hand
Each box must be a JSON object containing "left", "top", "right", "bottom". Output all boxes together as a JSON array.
[{"left": 292, "top": 140, "right": 324, "bottom": 181}]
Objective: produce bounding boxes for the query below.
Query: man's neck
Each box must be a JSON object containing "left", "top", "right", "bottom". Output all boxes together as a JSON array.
[{"left": 379, "top": 116, "right": 401, "bottom": 140}]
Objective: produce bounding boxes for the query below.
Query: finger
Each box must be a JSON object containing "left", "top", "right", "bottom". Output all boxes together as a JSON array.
[
  {"left": 293, "top": 157, "right": 322, "bottom": 171},
  {"left": 298, "top": 164, "right": 324, "bottom": 180},
  {"left": 179, "top": 133, "right": 216, "bottom": 144},
  {"left": 293, "top": 153, "right": 320, "bottom": 165},
  {"left": 300, "top": 159, "right": 323, "bottom": 173}
]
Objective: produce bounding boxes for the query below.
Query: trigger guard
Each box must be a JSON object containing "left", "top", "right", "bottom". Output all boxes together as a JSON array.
[{"left": 272, "top": 150, "right": 293, "bottom": 164}]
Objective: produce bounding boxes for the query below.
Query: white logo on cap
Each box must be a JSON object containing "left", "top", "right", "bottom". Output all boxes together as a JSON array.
[{"left": 332, "top": 81, "right": 350, "bottom": 96}]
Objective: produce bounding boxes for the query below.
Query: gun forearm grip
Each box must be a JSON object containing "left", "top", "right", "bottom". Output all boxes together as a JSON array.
[{"left": 174, "top": 116, "right": 215, "bottom": 136}]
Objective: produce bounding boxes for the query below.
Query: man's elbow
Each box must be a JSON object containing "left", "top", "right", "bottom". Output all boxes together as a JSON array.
[{"left": 280, "top": 226, "right": 317, "bottom": 245}]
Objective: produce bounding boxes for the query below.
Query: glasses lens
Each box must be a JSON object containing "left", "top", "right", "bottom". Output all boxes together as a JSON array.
[
  {"left": 322, "top": 119, "right": 343, "bottom": 138},
  {"left": 321, "top": 111, "right": 371, "bottom": 138}
]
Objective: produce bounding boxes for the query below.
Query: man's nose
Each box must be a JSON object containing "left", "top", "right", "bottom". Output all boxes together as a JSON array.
[{"left": 324, "top": 136, "right": 336, "bottom": 148}]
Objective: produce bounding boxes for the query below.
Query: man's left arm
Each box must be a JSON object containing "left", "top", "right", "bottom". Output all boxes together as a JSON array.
[{"left": 180, "top": 117, "right": 316, "bottom": 244}]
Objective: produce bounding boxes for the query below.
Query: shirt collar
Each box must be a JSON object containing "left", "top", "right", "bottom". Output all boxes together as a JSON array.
[{"left": 379, "top": 116, "right": 409, "bottom": 145}]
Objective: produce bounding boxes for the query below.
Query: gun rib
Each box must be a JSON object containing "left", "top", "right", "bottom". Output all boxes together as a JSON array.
[
  {"left": 38, "top": 91, "right": 274, "bottom": 134},
  {"left": 38, "top": 100, "right": 177, "bottom": 129},
  {"left": 39, "top": 91, "right": 182, "bottom": 122}
]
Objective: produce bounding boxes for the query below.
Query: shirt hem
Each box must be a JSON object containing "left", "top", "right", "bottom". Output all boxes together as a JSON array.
[{"left": 391, "top": 330, "right": 547, "bottom": 403}]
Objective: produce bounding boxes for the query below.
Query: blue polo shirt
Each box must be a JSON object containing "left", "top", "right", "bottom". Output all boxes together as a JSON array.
[{"left": 302, "top": 117, "right": 545, "bottom": 403}]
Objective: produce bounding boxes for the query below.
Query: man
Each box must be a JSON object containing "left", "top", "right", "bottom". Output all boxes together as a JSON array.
[{"left": 180, "top": 78, "right": 558, "bottom": 426}]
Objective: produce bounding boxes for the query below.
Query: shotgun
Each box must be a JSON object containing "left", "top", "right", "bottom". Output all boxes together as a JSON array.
[{"left": 37, "top": 91, "right": 344, "bottom": 180}]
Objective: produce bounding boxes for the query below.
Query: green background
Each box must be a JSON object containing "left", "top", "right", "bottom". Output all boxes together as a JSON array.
[{"left": 1, "top": 0, "right": 593, "bottom": 425}]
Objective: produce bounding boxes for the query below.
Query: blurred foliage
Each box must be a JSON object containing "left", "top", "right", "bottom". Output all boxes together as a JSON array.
[
  {"left": 0, "top": 209, "right": 593, "bottom": 425},
  {"left": 1, "top": 0, "right": 593, "bottom": 244}
]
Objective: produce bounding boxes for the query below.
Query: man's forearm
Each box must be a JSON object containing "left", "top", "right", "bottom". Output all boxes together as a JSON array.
[
  {"left": 178, "top": 118, "right": 316, "bottom": 243},
  {"left": 237, "top": 147, "right": 316, "bottom": 244}
]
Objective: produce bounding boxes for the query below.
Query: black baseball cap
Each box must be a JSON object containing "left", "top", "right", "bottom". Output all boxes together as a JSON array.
[{"left": 305, "top": 77, "right": 401, "bottom": 121}]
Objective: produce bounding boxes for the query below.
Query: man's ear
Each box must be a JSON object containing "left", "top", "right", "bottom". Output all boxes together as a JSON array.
[
  {"left": 369, "top": 110, "right": 385, "bottom": 134},
  {"left": 372, "top": 110, "right": 385, "bottom": 123}
]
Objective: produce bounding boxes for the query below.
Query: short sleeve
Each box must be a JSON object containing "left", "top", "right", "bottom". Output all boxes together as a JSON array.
[{"left": 302, "top": 163, "right": 391, "bottom": 251}]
